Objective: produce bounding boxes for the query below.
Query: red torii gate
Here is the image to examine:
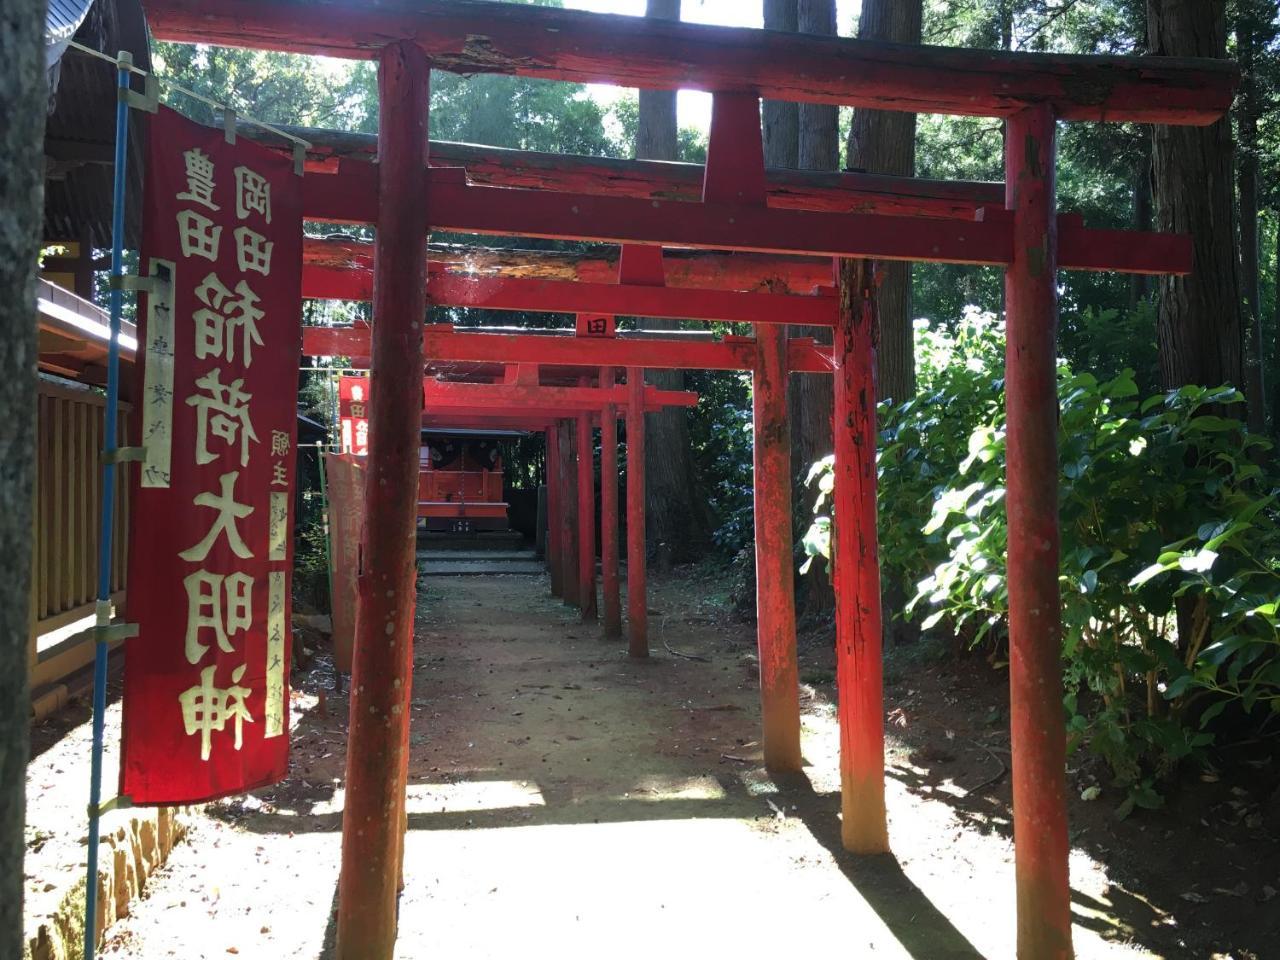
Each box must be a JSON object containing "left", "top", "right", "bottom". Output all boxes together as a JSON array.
[
  {"left": 146, "top": 2, "right": 1236, "bottom": 958},
  {"left": 417, "top": 371, "right": 698, "bottom": 633},
  {"left": 318, "top": 323, "right": 819, "bottom": 660}
]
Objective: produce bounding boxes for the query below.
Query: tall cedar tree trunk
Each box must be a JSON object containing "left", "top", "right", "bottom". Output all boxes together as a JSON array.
[
  {"left": 762, "top": 0, "right": 798, "bottom": 174},
  {"left": 1274, "top": 214, "right": 1280, "bottom": 436},
  {"left": 790, "top": 0, "right": 838, "bottom": 618},
  {"left": 845, "top": 0, "right": 922, "bottom": 404},
  {"left": 842, "top": 0, "right": 923, "bottom": 643},
  {"left": 760, "top": 0, "right": 799, "bottom": 608},
  {"left": 1129, "top": 130, "right": 1153, "bottom": 311},
  {"left": 1236, "top": 11, "right": 1266, "bottom": 432},
  {"left": 1147, "top": 0, "right": 1246, "bottom": 397},
  {"left": 1, "top": 0, "right": 43, "bottom": 948},
  {"left": 636, "top": 0, "right": 709, "bottom": 569}
]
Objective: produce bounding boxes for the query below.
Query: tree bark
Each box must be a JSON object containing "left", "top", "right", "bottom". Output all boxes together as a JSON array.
[
  {"left": 0, "top": 0, "right": 43, "bottom": 950},
  {"left": 834, "top": 0, "right": 924, "bottom": 638},
  {"left": 1274, "top": 213, "right": 1280, "bottom": 437},
  {"left": 845, "top": 0, "right": 922, "bottom": 405},
  {"left": 1128, "top": 130, "right": 1153, "bottom": 312},
  {"left": 1236, "top": 10, "right": 1266, "bottom": 432},
  {"left": 1147, "top": 0, "right": 1245, "bottom": 396},
  {"left": 762, "top": 0, "right": 798, "bottom": 172},
  {"left": 636, "top": 0, "right": 709, "bottom": 568},
  {"left": 790, "top": 0, "right": 837, "bottom": 620}
]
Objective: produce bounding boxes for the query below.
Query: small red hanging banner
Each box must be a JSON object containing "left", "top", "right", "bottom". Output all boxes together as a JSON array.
[
  {"left": 338, "top": 375, "right": 370, "bottom": 455},
  {"left": 121, "top": 106, "right": 303, "bottom": 804}
]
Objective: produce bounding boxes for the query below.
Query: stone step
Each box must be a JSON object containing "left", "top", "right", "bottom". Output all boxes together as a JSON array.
[
  {"left": 417, "top": 549, "right": 538, "bottom": 562},
  {"left": 416, "top": 530, "right": 526, "bottom": 551},
  {"left": 420, "top": 560, "right": 547, "bottom": 576}
]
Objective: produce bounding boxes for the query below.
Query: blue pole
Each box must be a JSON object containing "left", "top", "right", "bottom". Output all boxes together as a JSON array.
[{"left": 84, "top": 50, "right": 133, "bottom": 960}]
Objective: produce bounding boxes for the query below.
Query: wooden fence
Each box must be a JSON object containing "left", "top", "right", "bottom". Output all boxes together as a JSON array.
[{"left": 29, "top": 378, "right": 130, "bottom": 691}]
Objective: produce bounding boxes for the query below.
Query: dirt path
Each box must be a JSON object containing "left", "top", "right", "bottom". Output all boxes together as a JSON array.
[{"left": 89, "top": 571, "right": 1250, "bottom": 959}]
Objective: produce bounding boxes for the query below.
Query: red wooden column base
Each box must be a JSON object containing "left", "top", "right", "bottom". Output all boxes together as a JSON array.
[
  {"left": 337, "top": 39, "right": 428, "bottom": 960},
  {"left": 751, "top": 326, "right": 802, "bottom": 772},
  {"left": 600, "top": 393, "right": 622, "bottom": 638},
  {"left": 577, "top": 408, "right": 598, "bottom": 620},
  {"left": 1005, "top": 102, "right": 1073, "bottom": 960},
  {"left": 546, "top": 426, "right": 563, "bottom": 596},
  {"left": 625, "top": 367, "right": 647, "bottom": 657},
  {"left": 833, "top": 259, "right": 889, "bottom": 855}
]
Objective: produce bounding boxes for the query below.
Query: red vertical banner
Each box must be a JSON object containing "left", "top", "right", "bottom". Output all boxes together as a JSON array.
[
  {"left": 121, "top": 106, "right": 303, "bottom": 804},
  {"left": 338, "top": 375, "right": 370, "bottom": 455}
]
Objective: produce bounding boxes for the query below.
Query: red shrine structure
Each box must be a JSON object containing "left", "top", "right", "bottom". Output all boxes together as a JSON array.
[
  {"left": 142, "top": 2, "right": 1237, "bottom": 958},
  {"left": 416, "top": 429, "right": 510, "bottom": 533}
]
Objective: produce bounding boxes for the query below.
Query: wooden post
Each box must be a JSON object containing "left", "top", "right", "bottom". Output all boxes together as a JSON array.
[
  {"left": 337, "top": 40, "right": 427, "bottom": 960},
  {"left": 625, "top": 366, "right": 647, "bottom": 657},
  {"left": 600, "top": 370, "right": 622, "bottom": 637},
  {"left": 1004, "top": 102, "right": 1073, "bottom": 960},
  {"left": 751, "top": 326, "right": 802, "bottom": 772},
  {"left": 577, "top": 405, "right": 598, "bottom": 620},
  {"left": 832, "top": 258, "right": 889, "bottom": 855},
  {"left": 559, "top": 419, "right": 580, "bottom": 608},
  {"left": 546, "top": 426, "right": 562, "bottom": 596}
]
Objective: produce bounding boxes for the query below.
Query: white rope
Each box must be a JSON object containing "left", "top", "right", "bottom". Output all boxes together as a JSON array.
[{"left": 65, "top": 39, "right": 313, "bottom": 153}]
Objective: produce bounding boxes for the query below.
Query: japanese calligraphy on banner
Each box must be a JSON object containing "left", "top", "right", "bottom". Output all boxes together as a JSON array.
[
  {"left": 338, "top": 375, "right": 370, "bottom": 455},
  {"left": 121, "top": 106, "right": 302, "bottom": 804},
  {"left": 322, "top": 453, "right": 366, "bottom": 675}
]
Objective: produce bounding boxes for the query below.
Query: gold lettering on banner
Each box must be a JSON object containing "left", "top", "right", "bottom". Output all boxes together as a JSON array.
[
  {"left": 235, "top": 165, "right": 272, "bottom": 223},
  {"left": 187, "top": 368, "right": 259, "bottom": 467},
  {"left": 264, "top": 571, "right": 286, "bottom": 738},
  {"left": 180, "top": 470, "right": 255, "bottom": 562},
  {"left": 177, "top": 148, "right": 220, "bottom": 211},
  {"left": 176, "top": 210, "right": 222, "bottom": 261},
  {"left": 194, "top": 272, "right": 264, "bottom": 368},
  {"left": 270, "top": 429, "right": 290, "bottom": 457},
  {"left": 183, "top": 570, "right": 253, "bottom": 664},
  {"left": 233, "top": 226, "right": 274, "bottom": 276},
  {"left": 179, "top": 663, "right": 254, "bottom": 761}
]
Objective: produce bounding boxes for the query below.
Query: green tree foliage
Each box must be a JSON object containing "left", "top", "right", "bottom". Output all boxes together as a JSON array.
[
  {"left": 805, "top": 313, "right": 1280, "bottom": 807},
  {"left": 153, "top": 43, "right": 365, "bottom": 128}
]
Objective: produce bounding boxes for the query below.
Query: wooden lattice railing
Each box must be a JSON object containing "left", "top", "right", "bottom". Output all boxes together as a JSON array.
[{"left": 29, "top": 378, "right": 130, "bottom": 689}]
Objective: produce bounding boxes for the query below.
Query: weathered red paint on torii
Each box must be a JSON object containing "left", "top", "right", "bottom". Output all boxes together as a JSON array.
[
  {"left": 148, "top": 0, "right": 1236, "bottom": 122},
  {"left": 422, "top": 379, "right": 697, "bottom": 413},
  {"left": 303, "top": 325, "right": 834, "bottom": 374},
  {"left": 299, "top": 165, "right": 1191, "bottom": 274},
  {"left": 244, "top": 123, "right": 1006, "bottom": 219},
  {"left": 140, "top": 3, "right": 1239, "bottom": 959},
  {"left": 301, "top": 228, "right": 1190, "bottom": 309}
]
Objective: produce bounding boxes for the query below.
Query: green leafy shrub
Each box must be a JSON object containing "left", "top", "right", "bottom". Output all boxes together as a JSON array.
[{"left": 804, "top": 309, "right": 1280, "bottom": 807}]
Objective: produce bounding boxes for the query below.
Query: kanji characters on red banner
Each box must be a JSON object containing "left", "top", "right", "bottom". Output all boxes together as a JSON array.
[
  {"left": 121, "top": 106, "right": 302, "bottom": 804},
  {"left": 338, "top": 375, "right": 370, "bottom": 455}
]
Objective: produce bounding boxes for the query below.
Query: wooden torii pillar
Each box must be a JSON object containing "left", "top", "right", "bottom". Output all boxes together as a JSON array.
[
  {"left": 576, "top": 387, "right": 598, "bottom": 621},
  {"left": 545, "top": 424, "right": 562, "bottom": 595},
  {"left": 703, "top": 91, "right": 803, "bottom": 773},
  {"left": 336, "top": 40, "right": 426, "bottom": 960},
  {"left": 833, "top": 257, "right": 888, "bottom": 854},
  {"left": 626, "top": 366, "right": 647, "bottom": 657},
  {"left": 599, "top": 366, "right": 622, "bottom": 638},
  {"left": 1004, "top": 102, "right": 1071, "bottom": 958},
  {"left": 559, "top": 418, "right": 579, "bottom": 608}
]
